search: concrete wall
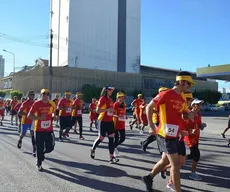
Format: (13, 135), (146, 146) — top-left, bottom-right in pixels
(1, 66), (217, 97)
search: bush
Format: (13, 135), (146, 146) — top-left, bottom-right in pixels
(10, 90), (24, 100)
(81, 84), (101, 103)
(0, 90), (6, 98)
(192, 90), (222, 104)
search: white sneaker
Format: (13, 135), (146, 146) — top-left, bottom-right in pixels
(140, 130), (144, 134)
(189, 172), (202, 181)
(166, 182), (175, 191)
(114, 148), (119, 157)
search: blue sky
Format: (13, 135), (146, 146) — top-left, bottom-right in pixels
(0, 0), (229, 89)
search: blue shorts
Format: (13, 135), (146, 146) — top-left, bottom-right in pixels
(21, 124), (33, 134)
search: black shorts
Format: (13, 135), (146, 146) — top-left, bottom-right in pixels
(156, 135), (180, 155)
(98, 121), (115, 137)
(178, 141), (186, 156)
(11, 110), (17, 116)
(55, 110), (59, 116)
(133, 115), (136, 119)
(228, 119), (230, 127)
(59, 116), (72, 129)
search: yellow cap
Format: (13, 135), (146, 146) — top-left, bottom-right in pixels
(176, 75), (196, 85)
(41, 89), (50, 94)
(76, 92), (83, 96)
(65, 91), (72, 95)
(137, 94), (143, 97)
(158, 87), (168, 93)
(116, 92), (125, 98)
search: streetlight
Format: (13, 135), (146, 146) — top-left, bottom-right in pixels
(3, 49), (15, 73)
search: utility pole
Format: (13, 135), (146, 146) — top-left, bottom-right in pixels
(49, 29), (53, 100)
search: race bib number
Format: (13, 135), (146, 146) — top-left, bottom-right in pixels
(66, 108), (72, 113)
(164, 124), (179, 137)
(107, 111), (113, 116)
(41, 120), (51, 129)
(118, 115), (126, 121)
(77, 110), (82, 115)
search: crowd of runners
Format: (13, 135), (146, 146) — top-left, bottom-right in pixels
(1, 70), (229, 192)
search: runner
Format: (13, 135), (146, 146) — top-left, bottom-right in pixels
(52, 94), (60, 127)
(221, 115), (230, 138)
(142, 71), (195, 192)
(113, 92), (126, 157)
(184, 98), (206, 181)
(166, 91), (193, 191)
(10, 96), (19, 126)
(129, 94), (143, 130)
(90, 86), (119, 164)
(14, 97), (26, 133)
(140, 87), (169, 152)
(139, 99), (148, 134)
(69, 92), (84, 140)
(57, 91), (73, 141)
(28, 89), (56, 171)
(0, 97), (5, 126)
(17, 91), (36, 156)
(89, 98), (98, 131)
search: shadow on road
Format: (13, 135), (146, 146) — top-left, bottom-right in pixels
(44, 158), (147, 192)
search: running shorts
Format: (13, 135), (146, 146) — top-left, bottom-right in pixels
(156, 135), (180, 155)
(98, 121), (115, 137)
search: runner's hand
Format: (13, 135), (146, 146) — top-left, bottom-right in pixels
(180, 130), (189, 136)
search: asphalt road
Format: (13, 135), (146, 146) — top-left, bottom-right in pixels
(0, 114), (230, 192)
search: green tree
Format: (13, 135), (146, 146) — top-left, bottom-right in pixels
(0, 90), (6, 98)
(81, 84), (101, 103)
(10, 90), (24, 100)
(192, 90), (221, 104)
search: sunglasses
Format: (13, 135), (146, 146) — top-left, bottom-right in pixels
(42, 92), (50, 96)
(29, 93), (35, 96)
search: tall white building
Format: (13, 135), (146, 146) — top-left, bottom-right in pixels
(0, 55), (5, 78)
(51, 0), (140, 73)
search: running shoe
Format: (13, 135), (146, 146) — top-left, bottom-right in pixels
(109, 157), (119, 164)
(17, 140), (22, 149)
(140, 130), (144, 134)
(66, 133), (69, 137)
(160, 170), (166, 179)
(129, 123), (133, 130)
(37, 164), (43, 172)
(32, 146), (36, 157)
(166, 182), (175, 191)
(189, 172), (202, 181)
(141, 175), (153, 192)
(11, 122), (13, 126)
(90, 149), (95, 159)
(140, 141), (147, 152)
(221, 133), (226, 138)
(79, 136), (85, 140)
(0, 122), (3, 126)
(114, 148), (119, 157)
(16, 123), (18, 126)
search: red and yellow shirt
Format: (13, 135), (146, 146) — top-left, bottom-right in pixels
(153, 89), (186, 139)
(89, 102), (97, 117)
(72, 99), (83, 117)
(28, 100), (56, 132)
(131, 98), (143, 115)
(20, 99), (35, 125)
(97, 96), (114, 122)
(10, 100), (18, 110)
(113, 102), (126, 130)
(53, 98), (59, 106)
(184, 113), (201, 147)
(0, 101), (5, 111)
(58, 98), (72, 116)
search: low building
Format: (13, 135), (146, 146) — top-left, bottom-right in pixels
(0, 62), (218, 98)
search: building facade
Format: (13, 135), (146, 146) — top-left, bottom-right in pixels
(0, 65), (218, 99)
(0, 55), (5, 78)
(51, 0), (140, 73)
